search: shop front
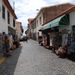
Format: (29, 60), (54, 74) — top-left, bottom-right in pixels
(41, 29), (50, 48)
(40, 14), (70, 49)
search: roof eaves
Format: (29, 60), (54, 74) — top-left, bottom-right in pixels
(43, 6), (75, 25)
(3, 0), (17, 19)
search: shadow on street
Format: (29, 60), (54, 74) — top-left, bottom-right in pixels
(0, 46), (22, 75)
(66, 55), (75, 62)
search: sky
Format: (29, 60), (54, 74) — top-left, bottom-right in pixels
(9, 0), (75, 30)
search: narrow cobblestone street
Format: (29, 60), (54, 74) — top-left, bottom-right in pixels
(0, 40), (75, 75)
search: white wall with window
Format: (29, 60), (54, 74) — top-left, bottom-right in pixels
(9, 13), (16, 29)
(70, 11), (75, 25)
(35, 12), (43, 40)
(70, 11), (75, 42)
(0, 0), (16, 34)
(0, 1), (8, 34)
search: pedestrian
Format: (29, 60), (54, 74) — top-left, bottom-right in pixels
(2, 32), (6, 55)
(3, 35), (11, 57)
(9, 34), (13, 50)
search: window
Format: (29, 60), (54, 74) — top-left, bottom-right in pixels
(13, 19), (15, 27)
(7, 11), (10, 24)
(2, 5), (5, 19)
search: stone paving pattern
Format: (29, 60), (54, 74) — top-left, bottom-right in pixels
(0, 40), (75, 75)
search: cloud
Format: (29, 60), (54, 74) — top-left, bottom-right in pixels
(15, 0), (48, 18)
(45, 0), (74, 4)
(13, 0), (49, 30)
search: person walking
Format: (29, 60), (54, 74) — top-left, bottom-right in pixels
(2, 33), (11, 57)
(2, 32), (6, 55)
(4, 35), (11, 56)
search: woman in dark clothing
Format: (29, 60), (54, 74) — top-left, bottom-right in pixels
(4, 35), (11, 56)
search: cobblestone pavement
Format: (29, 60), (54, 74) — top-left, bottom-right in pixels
(0, 40), (75, 75)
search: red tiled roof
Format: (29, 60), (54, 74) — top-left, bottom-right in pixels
(58, 6), (75, 16)
(41, 3), (75, 25)
(3, 0), (17, 19)
(28, 18), (34, 25)
(45, 6), (75, 24)
(36, 3), (74, 17)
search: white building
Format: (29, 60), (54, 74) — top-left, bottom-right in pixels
(0, 0), (17, 34)
(35, 10), (43, 40)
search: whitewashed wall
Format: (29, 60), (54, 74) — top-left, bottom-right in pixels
(70, 11), (75, 32)
(0, 0), (16, 34)
(9, 13), (15, 30)
(70, 11), (75, 26)
(35, 12), (43, 40)
(0, 0), (8, 34)
(36, 13), (43, 32)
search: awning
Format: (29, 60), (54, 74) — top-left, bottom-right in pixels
(40, 14), (69, 31)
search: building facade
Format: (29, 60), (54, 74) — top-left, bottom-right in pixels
(31, 18), (36, 40)
(0, 0), (17, 34)
(16, 21), (23, 39)
(39, 4), (75, 52)
(32, 3), (74, 41)
(27, 18), (34, 38)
